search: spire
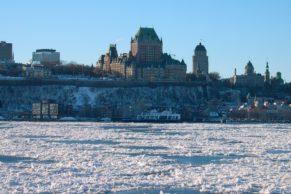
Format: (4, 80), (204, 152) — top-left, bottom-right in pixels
(265, 61), (270, 72)
(234, 68), (237, 76)
(265, 61), (270, 84)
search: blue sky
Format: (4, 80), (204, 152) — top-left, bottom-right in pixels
(1, 0), (291, 81)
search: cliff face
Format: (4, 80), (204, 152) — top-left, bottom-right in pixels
(0, 85), (207, 113)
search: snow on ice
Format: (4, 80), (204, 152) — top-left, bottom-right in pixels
(0, 122), (290, 193)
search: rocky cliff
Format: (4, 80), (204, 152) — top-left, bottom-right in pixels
(0, 85), (209, 114)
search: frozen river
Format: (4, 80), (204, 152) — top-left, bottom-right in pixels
(0, 122), (290, 193)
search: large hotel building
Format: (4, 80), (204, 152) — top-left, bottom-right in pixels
(97, 27), (187, 81)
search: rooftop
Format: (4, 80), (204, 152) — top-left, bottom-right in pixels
(36, 49), (57, 53)
(0, 41), (12, 45)
(195, 43), (206, 52)
(134, 27), (160, 41)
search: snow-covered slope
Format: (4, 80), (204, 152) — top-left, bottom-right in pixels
(0, 85), (205, 112)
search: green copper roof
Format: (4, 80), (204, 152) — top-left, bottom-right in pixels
(135, 27), (160, 41)
(195, 43), (206, 52)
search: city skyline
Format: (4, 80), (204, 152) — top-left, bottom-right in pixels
(1, 0), (291, 81)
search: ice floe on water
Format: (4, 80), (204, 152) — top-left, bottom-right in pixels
(0, 122), (290, 193)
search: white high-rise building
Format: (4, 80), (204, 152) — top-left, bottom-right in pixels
(32, 49), (60, 66)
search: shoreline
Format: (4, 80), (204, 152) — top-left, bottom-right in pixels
(0, 119), (290, 124)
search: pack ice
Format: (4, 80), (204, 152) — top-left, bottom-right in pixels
(0, 122), (290, 193)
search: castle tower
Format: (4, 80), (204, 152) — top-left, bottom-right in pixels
(108, 44), (118, 61)
(264, 62), (270, 84)
(130, 27), (162, 64)
(193, 43), (209, 75)
(104, 44), (118, 72)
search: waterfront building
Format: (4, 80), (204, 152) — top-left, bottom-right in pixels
(32, 49), (60, 67)
(0, 41), (14, 63)
(193, 43), (209, 75)
(97, 27), (186, 81)
(32, 100), (58, 119)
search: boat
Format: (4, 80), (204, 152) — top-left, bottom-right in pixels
(99, 117), (112, 122)
(59, 117), (78, 121)
(136, 109), (181, 123)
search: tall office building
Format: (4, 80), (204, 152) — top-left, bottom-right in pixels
(0, 41), (14, 62)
